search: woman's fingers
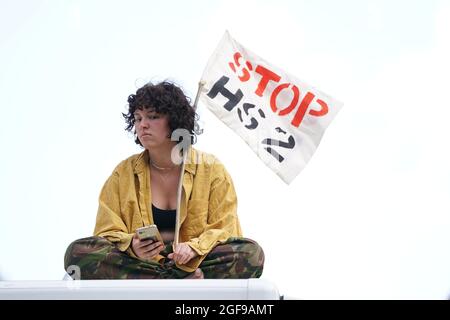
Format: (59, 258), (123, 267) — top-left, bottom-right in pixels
(133, 241), (163, 260)
(168, 252), (182, 264)
(176, 244), (197, 264)
(180, 247), (191, 264)
(174, 248), (190, 264)
(176, 255), (186, 264)
(136, 239), (155, 249)
(167, 243), (196, 265)
(172, 246), (184, 263)
(179, 255), (189, 265)
(142, 241), (163, 254)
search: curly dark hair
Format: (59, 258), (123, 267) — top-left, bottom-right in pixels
(123, 81), (201, 146)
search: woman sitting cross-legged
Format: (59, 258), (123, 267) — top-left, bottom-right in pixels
(64, 81), (264, 279)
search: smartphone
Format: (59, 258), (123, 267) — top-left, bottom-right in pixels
(136, 224), (163, 242)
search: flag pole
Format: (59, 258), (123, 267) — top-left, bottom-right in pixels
(173, 150), (187, 248)
(173, 80), (205, 250)
(193, 80), (206, 111)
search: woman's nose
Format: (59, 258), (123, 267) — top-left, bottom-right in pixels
(138, 118), (150, 129)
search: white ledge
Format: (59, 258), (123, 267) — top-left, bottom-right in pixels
(0, 279), (281, 300)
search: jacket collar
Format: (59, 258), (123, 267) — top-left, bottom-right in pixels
(184, 146), (197, 175)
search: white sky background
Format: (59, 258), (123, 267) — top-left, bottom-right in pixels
(0, 0), (449, 299)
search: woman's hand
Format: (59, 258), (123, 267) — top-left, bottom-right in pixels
(168, 242), (198, 265)
(131, 233), (164, 261)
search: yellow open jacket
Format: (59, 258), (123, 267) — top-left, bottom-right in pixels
(93, 147), (242, 272)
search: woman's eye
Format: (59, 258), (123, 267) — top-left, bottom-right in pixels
(134, 114), (159, 121)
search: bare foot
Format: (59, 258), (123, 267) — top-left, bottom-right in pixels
(185, 268), (204, 279)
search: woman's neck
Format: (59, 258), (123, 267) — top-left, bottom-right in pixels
(147, 143), (180, 169)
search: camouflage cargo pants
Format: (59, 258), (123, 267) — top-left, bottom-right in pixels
(64, 236), (264, 279)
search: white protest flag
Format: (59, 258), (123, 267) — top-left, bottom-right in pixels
(199, 31), (343, 184)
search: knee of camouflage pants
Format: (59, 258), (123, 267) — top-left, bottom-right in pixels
(238, 238), (265, 278)
(64, 236), (114, 279)
(202, 237), (265, 279)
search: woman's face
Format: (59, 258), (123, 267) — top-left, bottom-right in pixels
(134, 108), (171, 149)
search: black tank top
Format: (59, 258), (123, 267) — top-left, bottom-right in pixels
(152, 204), (176, 232)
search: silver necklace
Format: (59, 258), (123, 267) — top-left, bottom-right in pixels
(149, 159), (177, 171)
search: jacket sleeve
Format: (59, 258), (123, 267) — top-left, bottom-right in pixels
(186, 160), (242, 259)
(93, 169), (134, 252)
